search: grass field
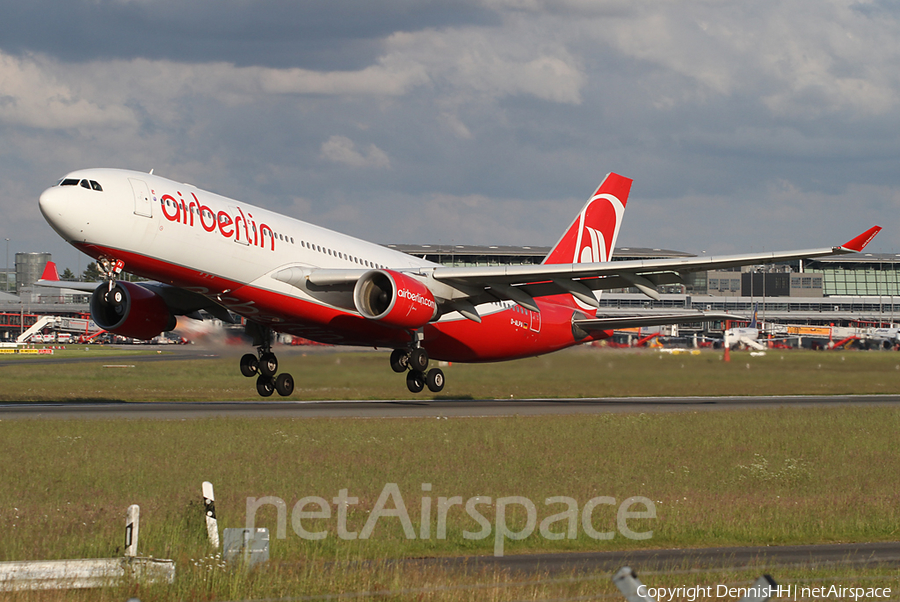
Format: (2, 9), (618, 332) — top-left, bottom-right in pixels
(2, 345), (900, 401)
(1, 406), (899, 599)
(1, 347), (899, 600)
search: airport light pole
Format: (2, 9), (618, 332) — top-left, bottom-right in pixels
(4, 238), (8, 293)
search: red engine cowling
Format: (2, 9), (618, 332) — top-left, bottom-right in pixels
(353, 270), (439, 329)
(90, 281), (177, 340)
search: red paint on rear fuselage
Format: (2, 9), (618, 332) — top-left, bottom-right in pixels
(76, 241), (606, 359)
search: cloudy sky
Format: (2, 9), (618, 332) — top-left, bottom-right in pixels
(2, 0), (899, 273)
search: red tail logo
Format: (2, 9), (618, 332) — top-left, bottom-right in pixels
(40, 260), (61, 281)
(544, 173), (632, 265)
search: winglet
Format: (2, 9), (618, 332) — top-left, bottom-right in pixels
(840, 226), (882, 252)
(40, 261), (61, 281)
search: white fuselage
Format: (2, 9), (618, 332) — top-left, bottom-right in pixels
(40, 168), (434, 291)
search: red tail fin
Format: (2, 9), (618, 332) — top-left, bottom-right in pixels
(40, 261), (60, 281)
(543, 173), (632, 265)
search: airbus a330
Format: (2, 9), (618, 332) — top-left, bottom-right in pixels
(38, 169), (880, 396)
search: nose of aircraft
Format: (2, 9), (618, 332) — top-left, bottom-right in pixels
(39, 185), (77, 240)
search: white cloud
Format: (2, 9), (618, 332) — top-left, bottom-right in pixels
(594, 1), (900, 117)
(320, 135), (391, 169)
(386, 26), (585, 105)
(0, 52), (135, 129)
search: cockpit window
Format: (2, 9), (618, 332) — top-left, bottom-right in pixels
(57, 178), (102, 190)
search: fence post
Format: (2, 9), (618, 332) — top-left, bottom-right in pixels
(202, 481), (220, 548)
(124, 505), (139, 557)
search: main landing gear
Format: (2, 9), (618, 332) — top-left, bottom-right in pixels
(240, 324), (294, 397)
(390, 347), (444, 393)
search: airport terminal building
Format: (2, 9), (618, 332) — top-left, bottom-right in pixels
(3, 245), (900, 341)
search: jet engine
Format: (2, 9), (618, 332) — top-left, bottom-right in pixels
(90, 281), (177, 340)
(353, 270), (439, 329)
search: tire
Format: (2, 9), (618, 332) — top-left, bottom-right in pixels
(259, 352), (278, 377)
(256, 375), (275, 397)
(275, 373), (294, 397)
(425, 368), (444, 393)
(240, 353), (259, 377)
(406, 370), (425, 393)
(390, 349), (409, 373)
(409, 348), (429, 372)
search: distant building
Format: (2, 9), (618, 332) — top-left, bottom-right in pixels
(15, 252), (51, 295)
(708, 265), (824, 297)
(0, 268), (14, 294)
(807, 254), (900, 297)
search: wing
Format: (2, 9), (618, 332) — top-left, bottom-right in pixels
(428, 226), (882, 308)
(33, 278), (98, 292)
(271, 226), (881, 324)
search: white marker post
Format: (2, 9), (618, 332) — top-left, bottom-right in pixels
(202, 481), (219, 548)
(612, 567), (655, 602)
(124, 505), (139, 557)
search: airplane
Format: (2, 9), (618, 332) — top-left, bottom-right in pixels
(723, 305), (765, 350)
(868, 327), (900, 350)
(38, 169), (881, 396)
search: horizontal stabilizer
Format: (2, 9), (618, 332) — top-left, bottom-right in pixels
(575, 311), (738, 331)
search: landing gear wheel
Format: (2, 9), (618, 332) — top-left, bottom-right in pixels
(390, 349), (410, 373)
(275, 373), (294, 397)
(259, 352), (278, 377)
(409, 348), (429, 372)
(425, 368), (444, 393)
(406, 370), (425, 393)
(256, 374), (275, 397)
(240, 353), (259, 377)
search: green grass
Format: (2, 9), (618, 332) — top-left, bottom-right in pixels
(2, 346), (900, 401)
(2, 348), (899, 600)
(1, 408), (899, 597)
(6, 564), (899, 602)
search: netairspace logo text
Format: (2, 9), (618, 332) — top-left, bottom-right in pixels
(246, 483), (656, 556)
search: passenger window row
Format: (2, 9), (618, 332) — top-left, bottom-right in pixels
(297, 239), (384, 269)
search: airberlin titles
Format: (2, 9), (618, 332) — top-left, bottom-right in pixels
(157, 189), (277, 251)
(396, 287), (438, 313)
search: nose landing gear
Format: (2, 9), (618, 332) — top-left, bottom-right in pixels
(391, 346), (444, 394)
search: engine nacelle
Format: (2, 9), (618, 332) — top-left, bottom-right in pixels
(90, 281), (176, 340)
(353, 269), (438, 329)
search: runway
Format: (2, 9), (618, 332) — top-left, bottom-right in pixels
(415, 540), (900, 574)
(1, 394), (898, 419)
